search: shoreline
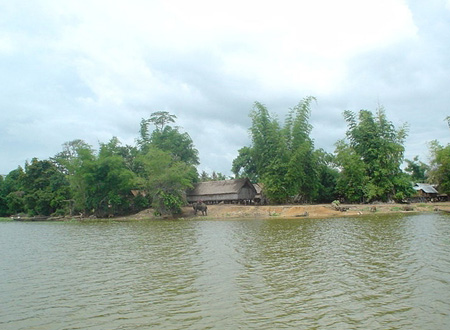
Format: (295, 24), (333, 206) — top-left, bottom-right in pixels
(116, 201), (450, 221)
(6, 202), (450, 222)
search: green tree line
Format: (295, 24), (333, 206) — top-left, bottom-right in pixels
(0, 112), (199, 217)
(1, 102), (449, 217)
(232, 98), (450, 204)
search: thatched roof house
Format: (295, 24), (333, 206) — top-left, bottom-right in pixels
(186, 178), (257, 204)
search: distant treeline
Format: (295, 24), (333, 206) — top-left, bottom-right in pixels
(1, 101), (449, 217)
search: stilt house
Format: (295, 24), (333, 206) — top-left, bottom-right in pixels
(186, 178), (257, 204)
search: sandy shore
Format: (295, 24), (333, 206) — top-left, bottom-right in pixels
(117, 201), (450, 220)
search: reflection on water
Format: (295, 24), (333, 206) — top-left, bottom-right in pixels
(1, 214), (450, 329)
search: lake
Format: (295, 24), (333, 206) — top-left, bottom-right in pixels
(1, 213), (450, 329)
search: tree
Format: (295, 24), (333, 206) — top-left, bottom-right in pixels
(53, 140), (96, 213)
(249, 102), (289, 203)
(232, 98), (324, 204)
(150, 126), (199, 165)
(137, 111), (199, 166)
(135, 147), (196, 215)
(284, 97), (318, 202)
(428, 140), (450, 195)
(231, 146), (258, 182)
(334, 140), (368, 203)
(21, 158), (71, 216)
(1, 167), (26, 215)
(315, 149), (339, 203)
(99, 137), (139, 172)
(81, 151), (138, 217)
(335, 107), (413, 202)
(199, 171), (228, 181)
(149, 111), (177, 131)
(0, 176), (6, 216)
(404, 156), (429, 183)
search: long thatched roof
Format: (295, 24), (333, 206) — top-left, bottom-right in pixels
(188, 178), (255, 196)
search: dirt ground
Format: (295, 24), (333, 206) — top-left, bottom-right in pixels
(117, 201), (450, 220)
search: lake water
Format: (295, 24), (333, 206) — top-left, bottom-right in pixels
(1, 213), (450, 329)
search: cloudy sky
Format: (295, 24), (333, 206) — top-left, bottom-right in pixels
(1, 0), (449, 176)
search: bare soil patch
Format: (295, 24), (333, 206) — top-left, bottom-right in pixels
(117, 201), (450, 220)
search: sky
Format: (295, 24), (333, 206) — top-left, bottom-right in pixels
(1, 0), (449, 176)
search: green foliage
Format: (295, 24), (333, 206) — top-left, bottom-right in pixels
(137, 112), (199, 166)
(428, 140), (450, 195)
(0, 168), (25, 215)
(1, 159), (72, 216)
(335, 107), (413, 202)
(232, 97), (335, 204)
(1, 110), (202, 218)
(404, 156), (429, 183)
(150, 126), (199, 165)
(199, 171), (228, 181)
(231, 146), (258, 182)
(82, 153), (138, 217)
(136, 147), (196, 216)
(249, 101), (290, 203)
(334, 139), (367, 202)
(149, 111), (177, 131)
(315, 149), (339, 203)
(53, 140), (96, 213)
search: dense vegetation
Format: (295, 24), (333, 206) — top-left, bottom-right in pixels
(232, 99), (449, 204)
(232, 97), (338, 203)
(0, 112), (199, 217)
(1, 101), (449, 218)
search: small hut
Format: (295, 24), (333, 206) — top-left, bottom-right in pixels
(413, 183), (438, 198)
(411, 183), (442, 202)
(186, 178), (257, 204)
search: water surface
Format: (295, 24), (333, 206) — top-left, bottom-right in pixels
(1, 213), (450, 329)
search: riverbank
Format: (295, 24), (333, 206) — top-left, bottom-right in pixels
(118, 201), (450, 220)
(6, 202), (449, 222)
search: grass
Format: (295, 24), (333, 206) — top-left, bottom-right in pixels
(0, 217), (12, 222)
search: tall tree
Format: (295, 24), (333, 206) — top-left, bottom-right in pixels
(335, 107), (413, 202)
(53, 140), (95, 213)
(137, 111), (199, 166)
(232, 98), (325, 204)
(284, 97), (318, 202)
(249, 102), (289, 203)
(428, 140), (450, 195)
(149, 111), (177, 131)
(150, 126), (199, 165)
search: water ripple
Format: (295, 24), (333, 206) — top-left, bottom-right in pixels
(1, 214), (450, 329)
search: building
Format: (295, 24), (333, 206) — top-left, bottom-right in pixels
(413, 183), (439, 198)
(186, 178), (257, 204)
(411, 183), (447, 202)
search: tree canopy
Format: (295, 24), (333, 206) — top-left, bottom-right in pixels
(428, 140), (450, 195)
(335, 107), (413, 202)
(1, 111), (199, 217)
(232, 97), (335, 203)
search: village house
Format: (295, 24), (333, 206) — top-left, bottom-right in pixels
(412, 183), (447, 202)
(186, 178), (257, 204)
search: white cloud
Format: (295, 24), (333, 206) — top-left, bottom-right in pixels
(0, 0), (449, 176)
